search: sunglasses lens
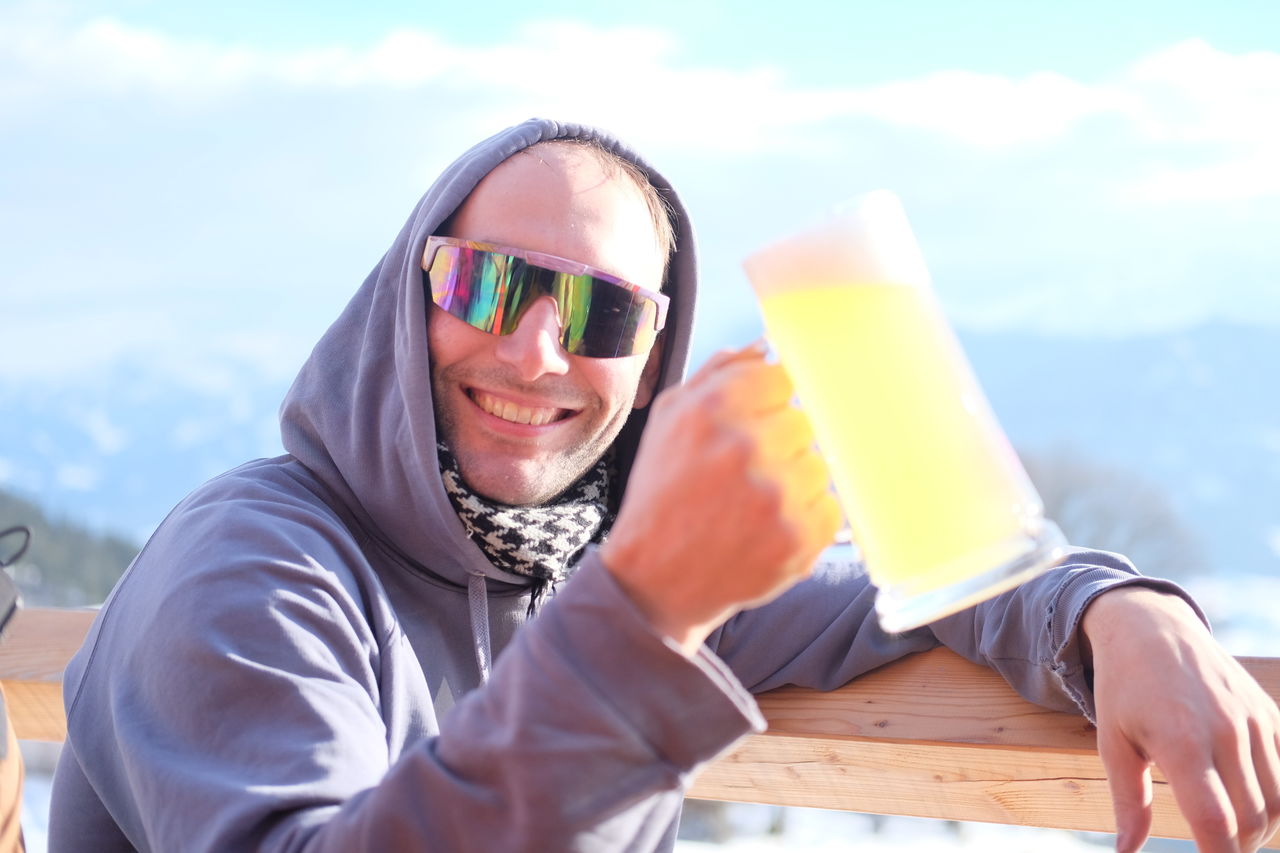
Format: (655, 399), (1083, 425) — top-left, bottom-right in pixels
(555, 275), (659, 358)
(426, 241), (663, 358)
(429, 245), (507, 334)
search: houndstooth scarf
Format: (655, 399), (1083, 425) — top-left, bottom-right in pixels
(437, 442), (613, 590)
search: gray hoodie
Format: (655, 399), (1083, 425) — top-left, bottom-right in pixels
(50, 118), (1189, 852)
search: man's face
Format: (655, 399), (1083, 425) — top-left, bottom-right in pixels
(428, 144), (665, 505)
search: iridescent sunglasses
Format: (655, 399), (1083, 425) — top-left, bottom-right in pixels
(421, 236), (669, 358)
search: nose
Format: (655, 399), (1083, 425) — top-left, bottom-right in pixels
(493, 296), (572, 382)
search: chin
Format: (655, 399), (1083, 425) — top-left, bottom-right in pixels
(460, 454), (591, 507)
(470, 480), (543, 507)
(451, 455), (544, 505)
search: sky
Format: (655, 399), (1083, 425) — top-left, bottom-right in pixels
(3, 0), (1280, 392)
(2, 0), (1280, 548)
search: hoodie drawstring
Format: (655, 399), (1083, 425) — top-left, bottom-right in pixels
(466, 572), (492, 684)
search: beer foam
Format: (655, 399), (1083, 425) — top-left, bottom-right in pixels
(743, 190), (933, 296)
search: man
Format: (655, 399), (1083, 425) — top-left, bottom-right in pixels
(51, 119), (1278, 852)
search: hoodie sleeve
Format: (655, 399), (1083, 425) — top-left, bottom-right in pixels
(53, 524), (760, 853)
(709, 546), (1205, 722)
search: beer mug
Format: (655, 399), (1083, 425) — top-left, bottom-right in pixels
(743, 190), (1066, 632)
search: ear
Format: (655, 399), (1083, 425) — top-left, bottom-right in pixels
(632, 341), (663, 409)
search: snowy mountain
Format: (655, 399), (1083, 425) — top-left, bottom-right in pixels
(1, 323), (1276, 583)
(963, 322), (1279, 582)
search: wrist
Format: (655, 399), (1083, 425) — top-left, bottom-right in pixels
(597, 542), (715, 657)
(1080, 585), (1205, 670)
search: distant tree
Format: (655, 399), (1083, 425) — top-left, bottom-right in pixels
(0, 487), (139, 607)
(1020, 445), (1209, 583)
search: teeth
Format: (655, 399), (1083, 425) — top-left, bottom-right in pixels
(474, 391), (561, 426)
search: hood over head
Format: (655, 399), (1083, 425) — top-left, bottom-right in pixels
(280, 118), (699, 592)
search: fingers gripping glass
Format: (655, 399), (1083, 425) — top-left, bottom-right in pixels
(422, 236), (669, 358)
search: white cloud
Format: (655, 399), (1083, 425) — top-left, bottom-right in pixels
(56, 462), (100, 491)
(0, 14), (771, 150)
(3, 12), (1280, 363)
(0, 308), (179, 382)
(0, 14), (670, 100)
(830, 70), (1134, 147)
(1127, 39), (1280, 145)
(1, 16), (427, 97)
(78, 408), (128, 455)
(171, 417), (216, 450)
(1126, 155), (1280, 203)
(1128, 154), (1280, 203)
(1117, 39), (1280, 203)
(4, 14), (1279, 176)
(209, 332), (319, 386)
(0, 12), (1152, 152)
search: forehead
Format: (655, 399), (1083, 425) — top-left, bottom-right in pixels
(445, 144), (664, 289)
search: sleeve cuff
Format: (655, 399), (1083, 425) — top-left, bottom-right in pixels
(1047, 559), (1208, 722)
(534, 549), (765, 772)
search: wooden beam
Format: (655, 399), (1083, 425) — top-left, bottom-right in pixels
(0, 608), (96, 742)
(690, 648), (1280, 848)
(2, 604), (1278, 848)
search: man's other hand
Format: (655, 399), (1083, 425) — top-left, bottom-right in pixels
(1083, 586), (1280, 853)
(600, 341), (842, 656)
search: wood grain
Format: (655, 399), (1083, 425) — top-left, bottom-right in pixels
(692, 648), (1280, 847)
(2, 605), (1278, 847)
(0, 608), (96, 741)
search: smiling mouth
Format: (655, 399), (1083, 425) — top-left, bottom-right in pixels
(470, 389), (569, 426)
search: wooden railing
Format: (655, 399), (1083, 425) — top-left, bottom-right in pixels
(4, 607), (1279, 848)
(1, 608), (94, 742)
(691, 647), (1280, 848)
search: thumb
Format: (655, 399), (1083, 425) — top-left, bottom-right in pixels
(1099, 727), (1155, 853)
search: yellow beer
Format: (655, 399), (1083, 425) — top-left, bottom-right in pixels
(746, 191), (1064, 630)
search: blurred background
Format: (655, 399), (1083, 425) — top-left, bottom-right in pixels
(3, 0), (1277, 850)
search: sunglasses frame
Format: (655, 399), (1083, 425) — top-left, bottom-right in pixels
(421, 235), (669, 358)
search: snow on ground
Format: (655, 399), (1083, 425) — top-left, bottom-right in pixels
(675, 802), (1202, 851)
(677, 803), (1107, 851)
(20, 771), (50, 853)
(1183, 572), (1280, 657)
